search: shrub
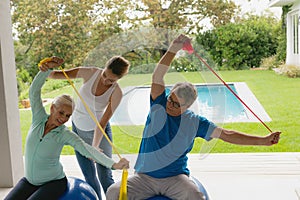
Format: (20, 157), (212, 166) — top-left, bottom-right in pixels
(196, 15), (280, 70)
(129, 63), (157, 74)
(17, 67), (32, 100)
(275, 64), (300, 78)
(172, 57), (198, 72)
(260, 55), (283, 70)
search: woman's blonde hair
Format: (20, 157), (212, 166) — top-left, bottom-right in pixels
(52, 94), (75, 110)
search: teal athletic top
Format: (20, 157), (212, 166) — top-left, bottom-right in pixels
(25, 70), (115, 186)
(134, 89), (217, 178)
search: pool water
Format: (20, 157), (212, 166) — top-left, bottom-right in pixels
(193, 84), (247, 123)
(110, 83), (270, 125)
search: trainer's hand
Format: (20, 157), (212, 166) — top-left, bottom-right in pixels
(112, 158), (130, 170)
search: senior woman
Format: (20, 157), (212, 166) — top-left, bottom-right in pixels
(4, 57), (129, 200)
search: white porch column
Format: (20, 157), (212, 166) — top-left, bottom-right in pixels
(0, 0), (24, 187)
(286, 12), (292, 65)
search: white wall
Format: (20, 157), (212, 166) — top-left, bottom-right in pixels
(0, 0), (24, 187)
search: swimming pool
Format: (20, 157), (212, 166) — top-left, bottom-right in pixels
(110, 82), (271, 125)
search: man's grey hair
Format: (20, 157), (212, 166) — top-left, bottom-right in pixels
(171, 82), (197, 107)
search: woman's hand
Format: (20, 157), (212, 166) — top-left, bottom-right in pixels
(39, 56), (64, 71)
(112, 158), (130, 170)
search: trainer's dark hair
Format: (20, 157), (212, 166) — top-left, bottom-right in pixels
(105, 56), (130, 77)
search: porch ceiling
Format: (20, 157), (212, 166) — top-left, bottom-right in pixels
(269, 0), (295, 7)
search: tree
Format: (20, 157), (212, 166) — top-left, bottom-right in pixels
(10, 0), (129, 73)
(11, 0), (240, 95)
(119, 0), (238, 59)
(126, 0), (237, 33)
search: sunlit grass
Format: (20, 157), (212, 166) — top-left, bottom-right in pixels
(19, 70), (300, 154)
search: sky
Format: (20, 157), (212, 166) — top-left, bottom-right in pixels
(196, 0), (282, 31)
(235, 0), (282, 18)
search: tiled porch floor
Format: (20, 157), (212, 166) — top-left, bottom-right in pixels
(1, 153), (300, 200)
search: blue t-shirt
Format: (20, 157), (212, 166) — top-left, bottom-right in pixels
(134, 89), (217, 178)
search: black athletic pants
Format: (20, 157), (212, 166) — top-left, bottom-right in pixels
(4, 176), (67, 200)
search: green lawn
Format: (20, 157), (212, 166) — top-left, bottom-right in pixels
(19, 70), (300, 154)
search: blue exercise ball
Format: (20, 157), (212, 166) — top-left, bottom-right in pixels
(146, 176), (209, 200)
(59, 177), (99, 200)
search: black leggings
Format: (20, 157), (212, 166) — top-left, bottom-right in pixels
(4, 176), (67, 200)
